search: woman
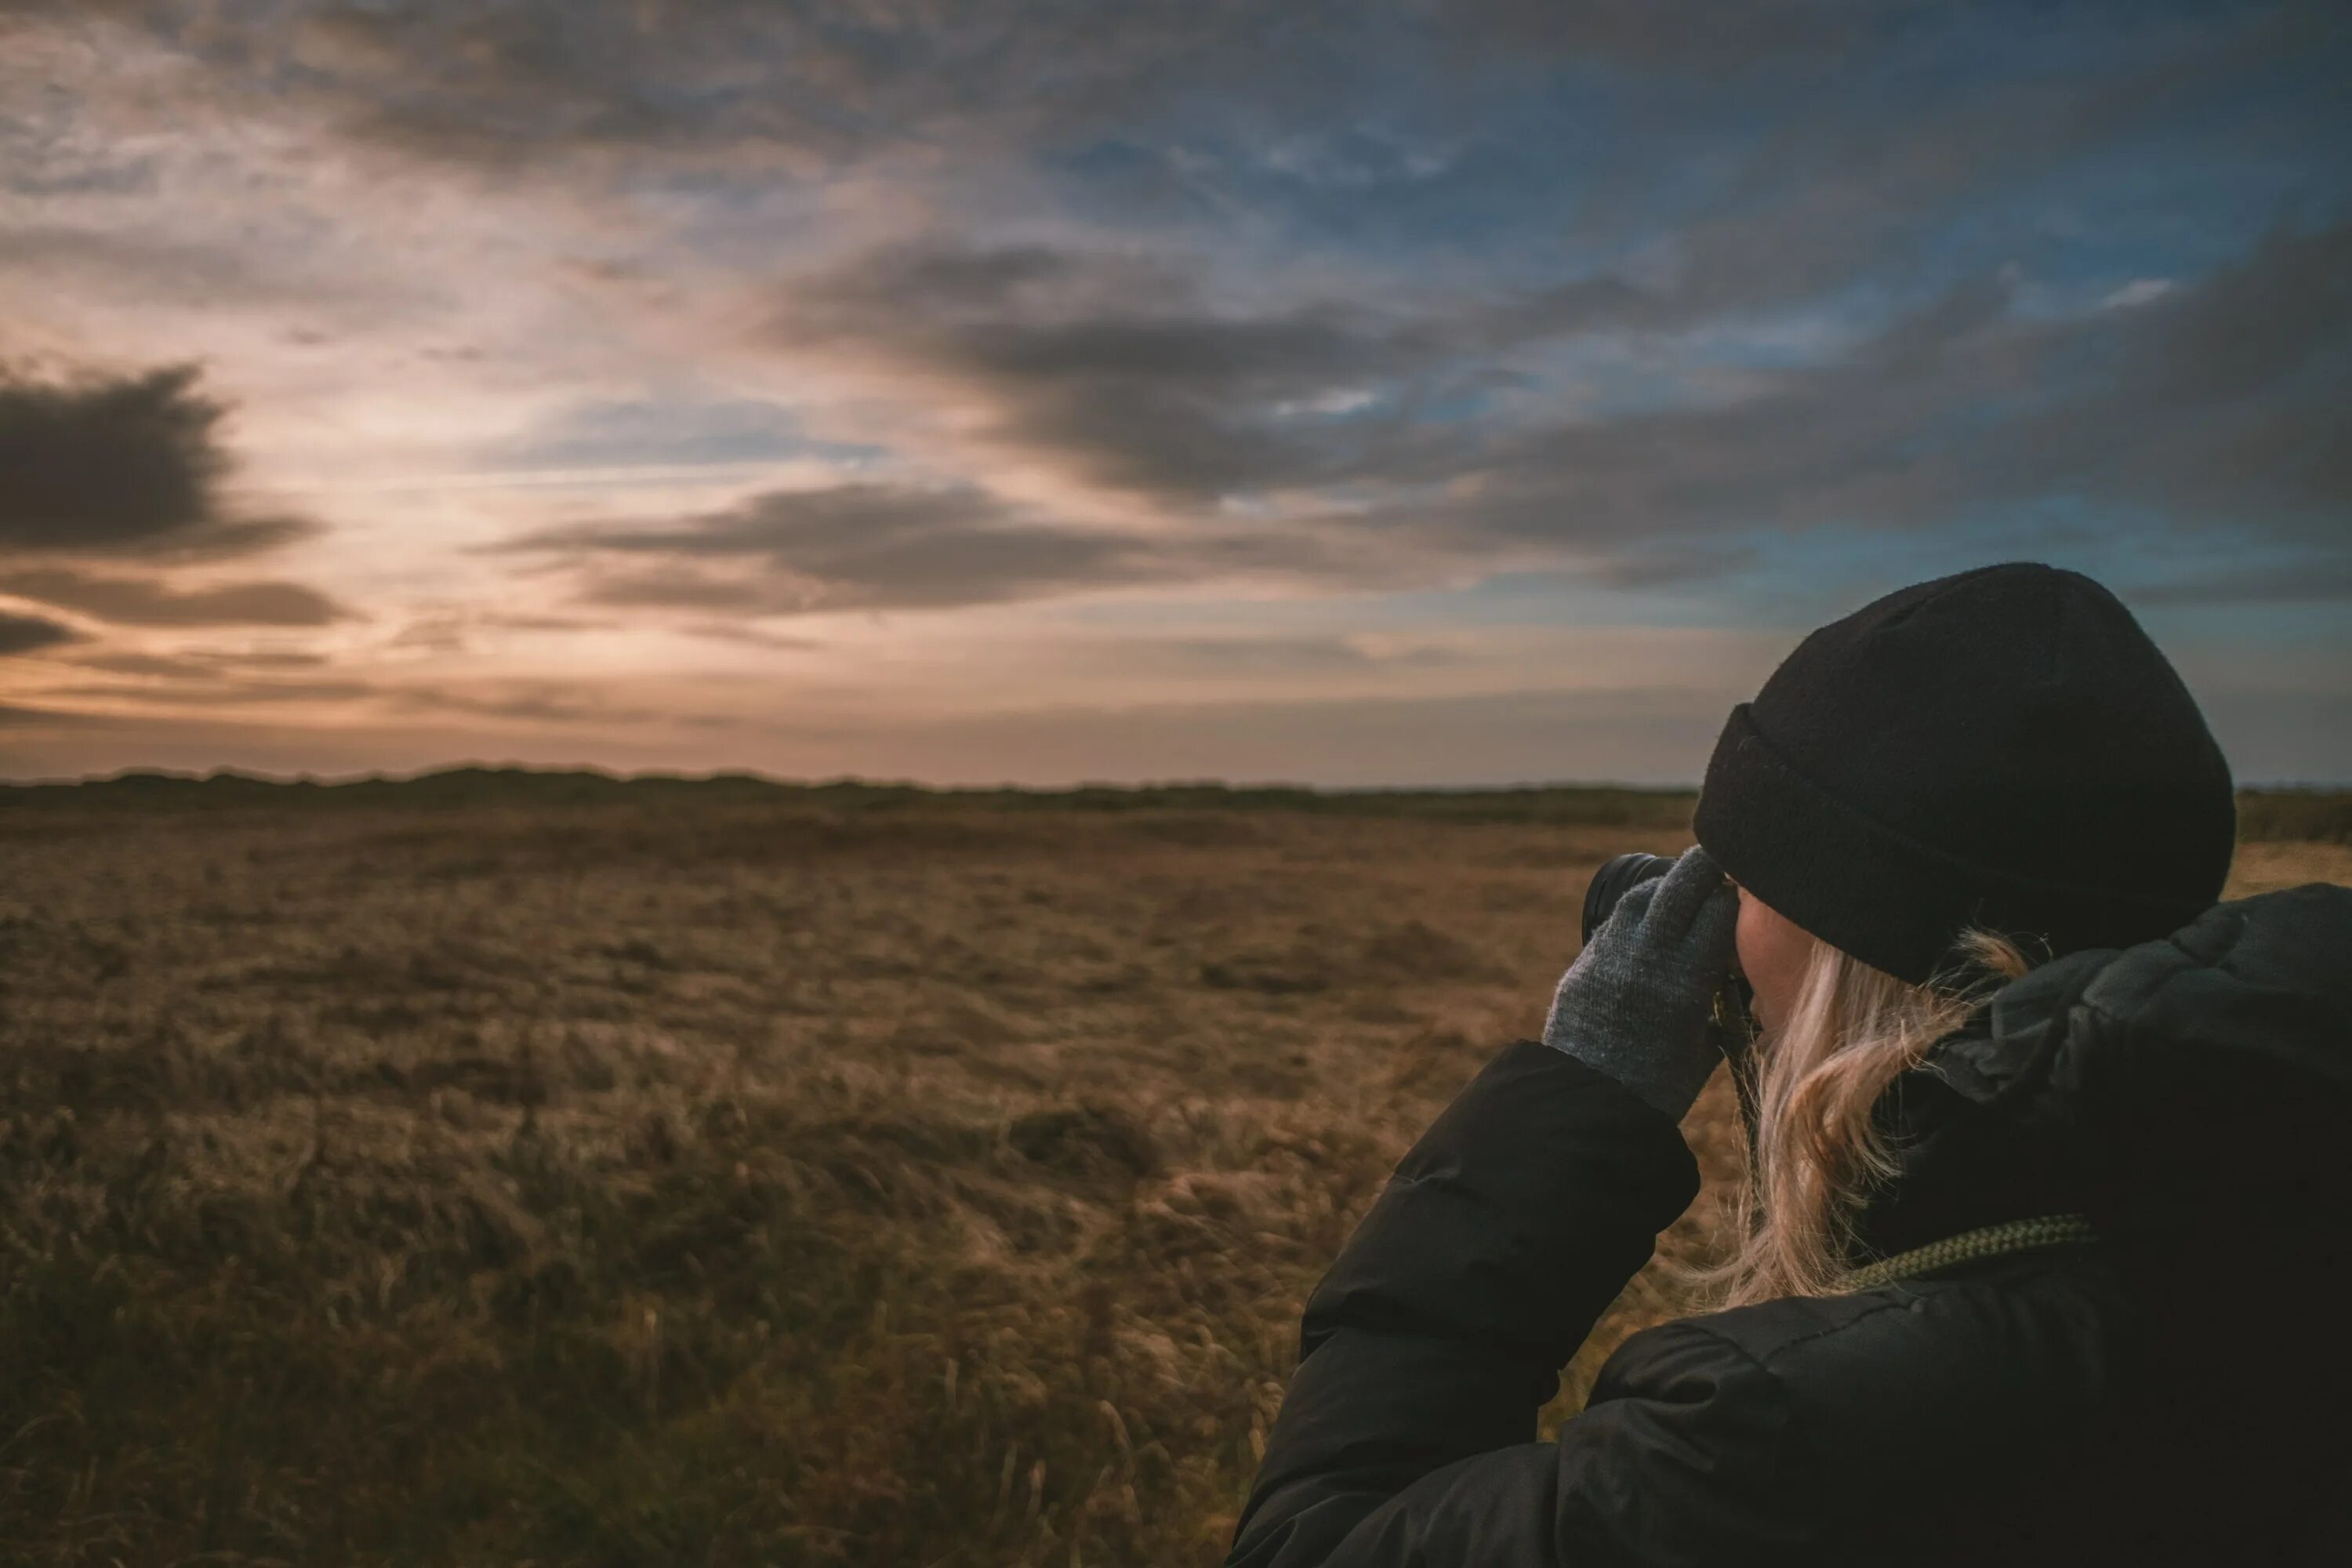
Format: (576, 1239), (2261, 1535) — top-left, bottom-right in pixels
(1227, 562), (2352, 1566)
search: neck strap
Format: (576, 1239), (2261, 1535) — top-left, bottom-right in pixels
(1835, 1213), (2098, 1293)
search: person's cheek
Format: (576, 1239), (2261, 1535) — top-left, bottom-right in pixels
(1733, 890), (1779, 1038)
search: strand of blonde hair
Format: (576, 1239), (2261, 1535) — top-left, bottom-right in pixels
(1674, 927), (2039, 1307)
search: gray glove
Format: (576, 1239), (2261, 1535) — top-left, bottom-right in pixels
(1541, 843), (1741, 1121)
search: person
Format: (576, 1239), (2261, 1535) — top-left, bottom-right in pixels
(1225, 562), (2352, 1566)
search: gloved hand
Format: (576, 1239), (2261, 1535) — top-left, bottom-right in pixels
(1541, 843), (1741, 1122)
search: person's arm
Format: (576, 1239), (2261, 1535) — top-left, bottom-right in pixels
(1232, 1315), (1816, 1567)
(1228, 847), (1741, 1568)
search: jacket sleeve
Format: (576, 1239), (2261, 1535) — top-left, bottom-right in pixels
(1226, 1040), (1708, 1567)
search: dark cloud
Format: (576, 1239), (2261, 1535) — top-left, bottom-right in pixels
(535, 217), (2352, 623)
(777, 218), (2352, 590)
(0, 567), (350, 626)
(32, 1), (2285, 180)
(2092, 223), (2352, 529)
(0, 609), (79, 655)
(510, 473), (1398, 615)
(782, 241), (1481, 502)
(157, 0), (2305, 383)
(5, 0), (1363, 173)
(1437, 223), (2352, 567)
(1517, 7), (2331, 333)
(518, 481), (1163, 613)
(582, 569), (779, 613)
(0, 364), (314, 559)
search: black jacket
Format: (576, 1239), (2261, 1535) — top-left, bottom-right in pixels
(1229, 883), (2352, 1566)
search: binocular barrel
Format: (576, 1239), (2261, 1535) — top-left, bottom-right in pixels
(1580, 851), (1677, 944)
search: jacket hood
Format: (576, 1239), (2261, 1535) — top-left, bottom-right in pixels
(1854, 880), (2352, 1325)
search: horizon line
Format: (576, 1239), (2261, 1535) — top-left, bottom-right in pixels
(3, 763), (2347, 795)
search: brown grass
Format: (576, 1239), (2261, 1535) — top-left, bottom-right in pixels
(2, 791), (2343, 1566)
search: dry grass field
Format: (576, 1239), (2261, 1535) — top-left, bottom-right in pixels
(2, 777), (2346, 1566)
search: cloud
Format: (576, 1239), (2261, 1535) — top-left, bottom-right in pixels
(39, 676), (380, 708)
(0, 223), (370, 316)
(2129, 556), (2352, 606)
(0, 365), (315, 559)
(27, 652), (681, 728)
(1974, 223), (2352, 532)
(0, 702), (112, 731)
(0, 567), (350, 626)
(382, 684), (731, 728)
(1138, 634), (1466, 675)
(68, 648), (329, 677)
(1446, 0), (1929, 73)
(677, 622), (825, 652)
(35, 667), (710, 735)
(1392, 223), (2352, 568)
(516, 481), (1165, 613)
(779, 240), (1488, 503)
(2100, 279), (2174, 310)
(521, 217), (2352, 626)
(1490, 5), (2334, 339)
(48, 672), (689, 730)
(0, 609), (79, 655)
(495, 394), (862, 470)
(579, 569), (779, 613)
(775, 219), (2352, 587)
(4, 0), (1367, 176)
(514, 471), (1416, 615)
(381, 608), (609, 656)
(25, 1), (2238, 189)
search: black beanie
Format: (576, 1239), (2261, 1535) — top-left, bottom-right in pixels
(1692, 561), (2236, 985)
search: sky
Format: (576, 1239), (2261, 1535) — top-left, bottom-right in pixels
(2, 0), (2347, 787)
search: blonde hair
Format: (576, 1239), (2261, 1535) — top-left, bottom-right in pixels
(1681, 927), (2042, 1308)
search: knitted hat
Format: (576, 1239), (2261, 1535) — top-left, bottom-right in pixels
(1693, 562), (2236, 985)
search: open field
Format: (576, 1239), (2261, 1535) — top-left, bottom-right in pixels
(3, 779), (2347, 1566)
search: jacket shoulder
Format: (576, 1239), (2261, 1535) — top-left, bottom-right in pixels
(1592, 1250), (2131, 1544)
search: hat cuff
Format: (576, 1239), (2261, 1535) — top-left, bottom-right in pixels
(1693, 704), (2212, 985)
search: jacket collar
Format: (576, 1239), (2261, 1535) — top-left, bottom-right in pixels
(1845, 884), (2352, 1302)
(1846, 948), (2108, 1265)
